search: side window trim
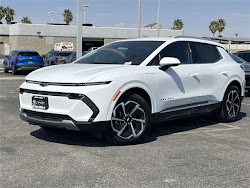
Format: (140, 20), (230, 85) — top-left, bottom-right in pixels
(147, 41), (193, 66)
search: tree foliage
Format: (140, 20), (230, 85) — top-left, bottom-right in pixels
(0, 6), (5, 22)
(209, 21), (218, 37)
(21, 16), (31, 24)
(208, 19), (226, 37)
(172, 19), (184, 30)
(217, 19), (226, 35)
(4, 6), (15, 24)
(63, 9), (73, 25)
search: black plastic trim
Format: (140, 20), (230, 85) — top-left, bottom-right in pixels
(152, 102), (222, 123)
(20, 109), (109, 133)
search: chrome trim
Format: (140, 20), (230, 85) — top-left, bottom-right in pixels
(160, 101), (219, 113)
(26, 80), (111, 86)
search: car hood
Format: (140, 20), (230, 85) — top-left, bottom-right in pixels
(26, 64), (133, 83)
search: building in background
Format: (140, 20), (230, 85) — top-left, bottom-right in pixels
(203, 37), (250, 53)
(0, 23), (182, 56)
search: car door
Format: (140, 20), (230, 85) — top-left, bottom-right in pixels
(190, 42), (228, 102)
(153, 41), (202, 112)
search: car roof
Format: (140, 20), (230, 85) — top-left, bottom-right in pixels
(118, 36), (226, 49)
(14, 50), (38, 52)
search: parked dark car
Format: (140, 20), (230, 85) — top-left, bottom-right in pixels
(234, 50), (250, 63)
(58, 52), (87, 64)
(3, 50), (43, 75)
(43, 50), (72, 66)
(229, 53), (250, 93)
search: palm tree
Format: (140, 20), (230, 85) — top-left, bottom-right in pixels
(209, 21), (218, 37)
(172, 19), (184, 30)
(4, 7), (15, 24)
(21, 16), (31, 24)
(217, 19), (226, 36)
(0, 6), (5, 23)
(62, 9), (73, 25)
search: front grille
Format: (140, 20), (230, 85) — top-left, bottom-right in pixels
(23, 109), (71, 122)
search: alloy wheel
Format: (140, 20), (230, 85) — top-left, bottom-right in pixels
(226, 90), (240, 118)
(111, 100), (146, 140)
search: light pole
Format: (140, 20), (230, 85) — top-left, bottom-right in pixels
(77, 0), (83, 59)
(82, 5), (89, 24)
(157, 0), (161, 37)
(138, 0), (141, 37)
(48, 11), (55, 23)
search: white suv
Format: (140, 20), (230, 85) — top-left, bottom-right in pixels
(19, 37), (245, 145)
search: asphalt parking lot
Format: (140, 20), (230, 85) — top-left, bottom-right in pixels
(0, 69), (250, 188)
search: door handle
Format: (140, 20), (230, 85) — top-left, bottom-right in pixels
(219, 71), (228, 75)
(190, 73), (200, 77)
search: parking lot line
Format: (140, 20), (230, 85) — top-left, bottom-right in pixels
(242, 102), (250, 106)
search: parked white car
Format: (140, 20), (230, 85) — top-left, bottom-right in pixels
(19, 37), (245, 145)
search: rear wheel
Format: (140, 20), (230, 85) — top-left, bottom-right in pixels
(218, 85), (241, 122)
(104, 93), (151, 145)
(12, 63), (17, 75)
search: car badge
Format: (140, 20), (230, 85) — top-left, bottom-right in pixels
(40, 83), (48, 87)
(30, 57), (32, 59)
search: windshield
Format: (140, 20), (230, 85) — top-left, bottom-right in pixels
(74, 41), (164, 65)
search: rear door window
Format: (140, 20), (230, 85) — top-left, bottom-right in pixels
(190, 42), (215, 64)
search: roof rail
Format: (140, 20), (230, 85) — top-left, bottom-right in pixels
(175, 36), (208, 40)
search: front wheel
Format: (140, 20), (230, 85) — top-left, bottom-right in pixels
(218, 85), (241, 122)
(104, 93), (151, 145)
(12, 63), (17, 75)
(3, 62), (8, 73)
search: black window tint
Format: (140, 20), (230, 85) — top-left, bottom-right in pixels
(190, 42), (214, 64)
(18, 52), (39, 56)
(241, 53), (250, 62)
(160, 42), (192, 64)
(148, 54), (160, 66)
(58, 52), (72, 56)
(210, 45), (221, 62)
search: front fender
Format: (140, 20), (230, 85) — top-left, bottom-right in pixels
(106, 81), (156, 121)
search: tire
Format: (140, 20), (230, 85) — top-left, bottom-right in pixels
(12, 63), (17, 75)
(218, 85), (241, 122)
(3, 62), (8, 73)
(104, 93), (151, 145)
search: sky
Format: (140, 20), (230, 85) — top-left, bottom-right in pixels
(0, 0), (250, 38)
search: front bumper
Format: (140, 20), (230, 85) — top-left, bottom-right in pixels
(16, 64), (43, 71)
(20, 109), (110, 133)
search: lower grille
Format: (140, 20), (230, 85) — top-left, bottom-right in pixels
(23, 109), (71, 122)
